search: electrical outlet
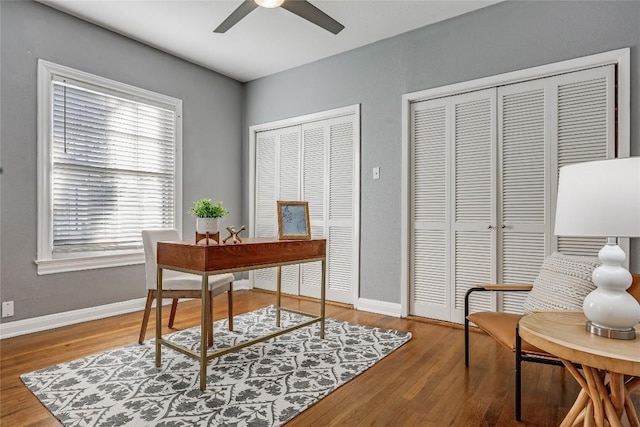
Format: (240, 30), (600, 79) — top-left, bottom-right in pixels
(372, 167), (380, 180)
(2, 301), (14, 318)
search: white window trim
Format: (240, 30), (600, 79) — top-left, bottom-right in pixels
(400, 48), (631, 317)
(36, 59), (183, 275)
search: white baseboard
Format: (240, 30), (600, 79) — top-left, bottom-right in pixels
(0, 279), (251, 340)
(355, 297), (402, 317)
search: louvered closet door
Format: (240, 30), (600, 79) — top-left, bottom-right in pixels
(497, 80), (548, 313)
(552, 65), (615, 257)
(410, 97), (450, 320)
(254, 128), (279, 290)
(278, 126), (303, 295)
(496, 65), (616, 313)
(253, 125), (301, 292)
(300, 121), (328, 299)
(325, 115), (357, 304)
(450, 89), (497, 323)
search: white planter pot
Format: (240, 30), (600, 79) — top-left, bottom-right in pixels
(196, 217), (219, 234)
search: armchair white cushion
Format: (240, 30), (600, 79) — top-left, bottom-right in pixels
(522, 252), (600, 314)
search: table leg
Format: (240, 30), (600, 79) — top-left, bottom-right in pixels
(625, 391), (640, 427)
(200, 274), (208, 391)
(628, 377), (640, 393)
(583, 366), (605, 427)
(155, 267), (163, 368)
(320, 259), (326, 339)
(585, 402), (594, 427)
(594, 374), (624, 427)
(276, 266), (282, 328)
(561, 388), (590, 427)
(609, 373), (625, 419)
(560, 358), (636, 427)
(572, 410), (587, 427)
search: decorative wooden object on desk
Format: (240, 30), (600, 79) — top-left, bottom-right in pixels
(156, 237), (327, 391)
(223, 225), (245, 244)
(519, 311), (640, 427)
(195, 231), (219, 245)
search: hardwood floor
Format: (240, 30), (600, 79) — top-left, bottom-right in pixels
(1, 290), (638, 426)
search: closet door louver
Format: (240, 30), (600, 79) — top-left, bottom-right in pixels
(553, 66), (615, 257)
(253, 125), (301, 292)
(254, 129), (278, 290)
(497, 82), (547, 314)
(278, 126), (302, 295)
(451, 89), (497, 323)
(495, 66), (615, 314)
(300, 122), (327, 299)
(326, 115), (357, 303)
(410, 98), (450, 320)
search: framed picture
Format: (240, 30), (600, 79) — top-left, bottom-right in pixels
(277, 201), (311, 240)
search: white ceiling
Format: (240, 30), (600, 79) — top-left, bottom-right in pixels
(38, 0), (499, 82)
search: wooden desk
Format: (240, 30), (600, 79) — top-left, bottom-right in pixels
(155, 237), (327, 391)
(519, 312), (640, 427)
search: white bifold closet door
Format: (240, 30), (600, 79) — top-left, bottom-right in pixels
(495, 65), (615, 316)
(410, 64), (616, 323)
(254, 125), (301, 294)
(410, 89), (497, 321)
(253, 112), (358, 304)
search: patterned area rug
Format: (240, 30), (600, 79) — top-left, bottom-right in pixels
(22, 306), (411, 426)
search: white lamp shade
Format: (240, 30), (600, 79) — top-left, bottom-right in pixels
(554, 157), (640, 237)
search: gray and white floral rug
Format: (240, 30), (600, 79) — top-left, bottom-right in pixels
(22, 306), (411, 426)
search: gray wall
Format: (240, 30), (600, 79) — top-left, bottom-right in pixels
(0, 1), (243, 322)
(243, 1), (640, 304)
(2, 0), (639, 324)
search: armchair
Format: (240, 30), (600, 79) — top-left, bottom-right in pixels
(464, 252), (640, 420)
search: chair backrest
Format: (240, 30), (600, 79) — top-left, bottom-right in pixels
(141, 229), (180, 290)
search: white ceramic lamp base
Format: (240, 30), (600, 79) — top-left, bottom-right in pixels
(583, 241), (640, 340)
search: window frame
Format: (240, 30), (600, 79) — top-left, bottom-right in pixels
(36, 59), (183, 275)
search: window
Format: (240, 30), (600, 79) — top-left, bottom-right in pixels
(36, 60), (182, 275)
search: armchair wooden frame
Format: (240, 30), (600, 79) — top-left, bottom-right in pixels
(464, 274), (640, 421)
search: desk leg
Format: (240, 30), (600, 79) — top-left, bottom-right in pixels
(276, 266), (282, 328)
(200, 274), (208, 391)
(320, 259), (326, 339)
(155, 267), (163, 368)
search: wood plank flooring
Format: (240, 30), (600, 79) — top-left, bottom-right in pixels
(1, 290), (638, 426)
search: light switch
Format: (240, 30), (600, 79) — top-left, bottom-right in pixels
(373, 167), (380, 180)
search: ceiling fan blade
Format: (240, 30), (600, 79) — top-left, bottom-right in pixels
(281, 0), (344, 35)
(214, 0), (259, 33)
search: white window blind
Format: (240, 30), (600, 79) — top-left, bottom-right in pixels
(37, 60), (182, 274)
(51, 81), (176, 253)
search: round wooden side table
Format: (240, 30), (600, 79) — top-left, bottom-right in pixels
(519, 311), (640, 427)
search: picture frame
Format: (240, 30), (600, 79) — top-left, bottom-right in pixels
(277, 200), (311, 240)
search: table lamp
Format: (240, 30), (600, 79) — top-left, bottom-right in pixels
(554, 157), (640, 340)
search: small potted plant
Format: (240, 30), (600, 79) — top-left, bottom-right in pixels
(189, 198), (229, 234)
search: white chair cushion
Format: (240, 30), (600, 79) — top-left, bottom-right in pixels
(142, 229), (234, 294)
(522, 252), (600, 314)
(162, 271), (234, 295)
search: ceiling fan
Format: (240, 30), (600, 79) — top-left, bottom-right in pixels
(214, 0), (344, 35)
